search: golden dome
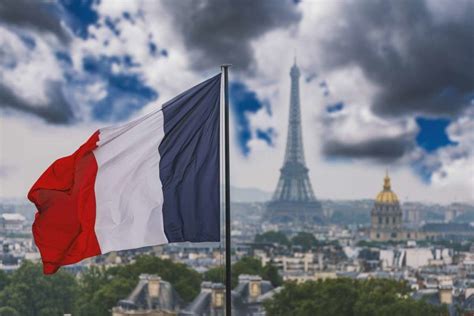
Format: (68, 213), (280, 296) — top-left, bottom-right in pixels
(375, 172), (399, 203)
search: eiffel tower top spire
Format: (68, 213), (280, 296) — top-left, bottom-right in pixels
(284, 60), (305, 165)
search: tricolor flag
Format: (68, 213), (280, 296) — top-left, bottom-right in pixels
(28, 74), (222, 274)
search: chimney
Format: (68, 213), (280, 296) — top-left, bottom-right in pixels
(439, 288), (452, 305)
(248, 275), (262, 299)
(141, 274), (161, 298)
(211, 283), (225, 309)
(438, 276), (453, 305)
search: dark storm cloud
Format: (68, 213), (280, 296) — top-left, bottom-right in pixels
(323, 136), (415, 162)
(0, 0), (70, 42)
(163, 0), (301, 72)
(0, 82), (75, 124)
(321, 0), (474, 117)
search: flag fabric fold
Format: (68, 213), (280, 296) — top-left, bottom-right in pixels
(28, 74), (221, 274)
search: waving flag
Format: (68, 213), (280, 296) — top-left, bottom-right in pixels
(28, 74), (222, 274)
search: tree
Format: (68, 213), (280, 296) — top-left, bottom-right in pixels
(0, 270), (9, 292)
(76, 255), (202, 316)
(254, 231), (290, 246)
(232, 257), (263, 287)
(291, 232), (317, 251)
(0, 261), (78, 316)
(75, 266), (110, 316)
(204, 257), (282, 288)
(106, 255), (202, 301)
(0, 307), (19, 316)
(78, 277), (135, 316)
(262, 262), (283, 287)
(203, 266), (224, 284)
(263, 278), (449, 316)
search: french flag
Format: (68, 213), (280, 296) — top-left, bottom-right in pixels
(28, 74), (222, 274)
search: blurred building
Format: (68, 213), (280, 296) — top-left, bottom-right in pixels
(370, 173), (405, 241)
(0, 213), (26, 233)
(404, 208), (422, 227)
(112, 274), (183, 316)
(421, 222), (474, 239)
(179, 282), (226, 316)
(445, 208), (463, 223)
(180, 275), (277, 316)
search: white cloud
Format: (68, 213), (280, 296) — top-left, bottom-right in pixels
(0, 26), (63, 105)
(429, 108), (474, 197)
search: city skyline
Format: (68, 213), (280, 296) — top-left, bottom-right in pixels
(0, 1), (473, 204)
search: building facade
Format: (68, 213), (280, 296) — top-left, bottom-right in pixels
(0, 213), (26, 234)
(370, 173), (404, 241)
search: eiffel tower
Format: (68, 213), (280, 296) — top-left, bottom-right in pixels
(265, 61), (324, 224)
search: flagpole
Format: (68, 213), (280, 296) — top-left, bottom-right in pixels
(221, 64), (232, 316)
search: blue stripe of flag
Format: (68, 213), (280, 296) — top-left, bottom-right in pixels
(158, 74), (221, 242)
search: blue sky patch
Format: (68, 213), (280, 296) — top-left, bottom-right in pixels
(59, 0), (99, 39)
(55, 51), (72, 65)
(256, 128), (275, 146)
(305, 72), (317, 83)
(230, 81), (271, 156)
(148, 42), (168, 58)
(122, 12), (133, 22)
(319, 80), (330, 96)
(123, 55), (140, 68)
(415, 117), (457, 153)
(82, 55), (157, 122)
(326, 102), (344, 113)
(411, 158), (442, 184)
(104, 17), (120, 36)
(149, 42), (157, 56)
(18, 34), (36, 49)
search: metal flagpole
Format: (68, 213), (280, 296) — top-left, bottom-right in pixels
(221, 64), (232, 316)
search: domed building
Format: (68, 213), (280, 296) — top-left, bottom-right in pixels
(369, 172), (474, 241)
(370, 172), (413, 241)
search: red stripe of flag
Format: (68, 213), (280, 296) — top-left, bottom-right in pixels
(28, 131), (102, 274)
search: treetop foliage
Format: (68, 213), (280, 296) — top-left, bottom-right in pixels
(263, 278), (449, 316)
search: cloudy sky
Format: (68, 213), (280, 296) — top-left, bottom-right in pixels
(0, 0), (473, 204)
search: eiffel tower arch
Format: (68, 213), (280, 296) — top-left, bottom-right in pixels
(264, 61), (324, 225)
